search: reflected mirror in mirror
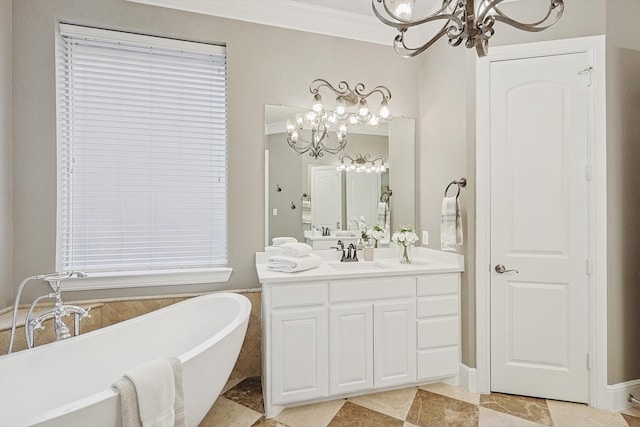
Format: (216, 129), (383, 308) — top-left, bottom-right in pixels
(264, 104), (415, 247)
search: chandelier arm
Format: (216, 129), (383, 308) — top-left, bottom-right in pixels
(373, 0), (457, 25)
(287, 136), (312, 155)
(310, 79), (358, 98)
(485, 1), (564, 32)
(491, 10), (562, 32)
(355, 85), (392, 102)
(476, 0), (507, 23)
(394, 23), (453, 58)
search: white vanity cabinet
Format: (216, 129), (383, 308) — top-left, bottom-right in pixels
(268, 282), (329, 406)
(261, 270), (461, 418)
(416, 274), (461, 381)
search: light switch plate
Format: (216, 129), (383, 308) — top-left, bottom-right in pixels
(422, 231), (429, 246)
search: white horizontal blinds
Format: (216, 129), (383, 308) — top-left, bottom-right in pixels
(57, 25), (228, 273)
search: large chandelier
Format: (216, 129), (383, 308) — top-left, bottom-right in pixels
(286, 79), (392, 159)
(372, 0), (564, 57)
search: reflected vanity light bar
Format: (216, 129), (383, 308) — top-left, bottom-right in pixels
(337, 153), (387, 173)
(286, 79), (392, 159)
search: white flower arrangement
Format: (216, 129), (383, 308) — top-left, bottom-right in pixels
(353, 216), (369, 242)
(368, 225), (388, 248)
(391, 226), (419, 247)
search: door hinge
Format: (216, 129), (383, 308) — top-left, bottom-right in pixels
(578, 66), (594, 86)
(586, 258), (592, 275)
(585, 165), (592, 181)
(587, 352), (592, 370)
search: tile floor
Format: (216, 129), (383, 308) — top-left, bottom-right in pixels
(200, 377), (640, 427)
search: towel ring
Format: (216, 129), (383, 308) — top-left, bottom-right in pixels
(444, 178), (467, 198)
(380, 190), (392, 203)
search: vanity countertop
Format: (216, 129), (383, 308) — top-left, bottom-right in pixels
(303, 232), (358, 241)
(256, 247), (464, 284)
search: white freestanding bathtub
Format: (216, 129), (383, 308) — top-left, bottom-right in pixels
(0, 292), (251, 427)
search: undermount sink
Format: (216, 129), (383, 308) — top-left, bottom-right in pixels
(327, 261), (388, 271)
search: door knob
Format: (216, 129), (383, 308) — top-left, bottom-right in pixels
(495, 264), (519, 274)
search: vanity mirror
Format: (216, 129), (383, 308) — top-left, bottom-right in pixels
(264, 104), (415, 246)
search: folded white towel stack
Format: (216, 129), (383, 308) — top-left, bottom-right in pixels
(267, 253), (322, 272)
(113, 357), (186, 427)
(280, 242), (313, 258)
(441, 196), (463, 252)
(272, 236), (298, 247)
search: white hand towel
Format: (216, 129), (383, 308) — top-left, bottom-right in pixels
(272, 236), (298, 247)
(280, 242), (313, 258)
(124, 358), (175, 427)
(113, 377), (142, 427)
(267, 253), (322, 272)
(376, 201), (390, 234)
(441, 196), (463, 252)
(302, 200), (312, 225)
(168, 358), (187, 427)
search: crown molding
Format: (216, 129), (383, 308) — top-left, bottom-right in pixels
(126, 0), (397, 45)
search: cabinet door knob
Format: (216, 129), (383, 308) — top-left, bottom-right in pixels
(495, 264), (519, 274)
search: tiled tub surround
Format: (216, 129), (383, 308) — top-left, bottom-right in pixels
(0, 290), (262, 382)
(256, 247), (465, 418)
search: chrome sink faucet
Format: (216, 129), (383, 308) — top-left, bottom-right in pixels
(345, 244), (358, 262)
(337, 240), (346, 262)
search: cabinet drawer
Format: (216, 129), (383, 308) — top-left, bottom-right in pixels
(417, 317), (459, 349)
(417, 347), (459, 381)
(330, 276), (415, 303)
(417, 295), (458, 318)
(417, 274), (460, 296)
(271, 283), (327, 308)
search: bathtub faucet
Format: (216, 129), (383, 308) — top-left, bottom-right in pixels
(24, 272), (90, 349)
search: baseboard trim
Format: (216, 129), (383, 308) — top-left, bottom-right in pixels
(457, 364), (478, 394)
(607, 379), (640, 412)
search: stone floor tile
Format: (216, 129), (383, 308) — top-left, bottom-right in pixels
(223, 376), (264, 414)
(623, 413), (640, 427)
(623, 407), (640, 419)
(222, 377), (245, 394)
(328, 401), (404, 427)
(478, 407), (547, 427)
(480, 393), (552, 426)
(274, 399), (346, 427)
(420, 382), (481, 406)
(200, 396), (262, 427)
(251, 416), (290, 427)
(406, 388), (479, 427)
(347, 386), (418, 420)
(547, 399), (628, 427)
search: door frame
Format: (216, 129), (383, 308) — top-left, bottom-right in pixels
(475, 36), (608, 408)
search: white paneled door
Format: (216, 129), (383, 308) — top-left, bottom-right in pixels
(490, 52), (590, 403)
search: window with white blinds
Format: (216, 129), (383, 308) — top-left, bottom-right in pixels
(56, 24), (228, 276)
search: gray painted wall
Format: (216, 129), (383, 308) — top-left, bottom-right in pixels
(9, 0), (419, 303)
(0, 0), (12, 309)
(605, 0), (640, 385)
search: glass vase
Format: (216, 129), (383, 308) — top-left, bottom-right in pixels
(399, 244), (412, 264)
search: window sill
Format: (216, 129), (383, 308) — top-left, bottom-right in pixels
(55, 268), (233, 291)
